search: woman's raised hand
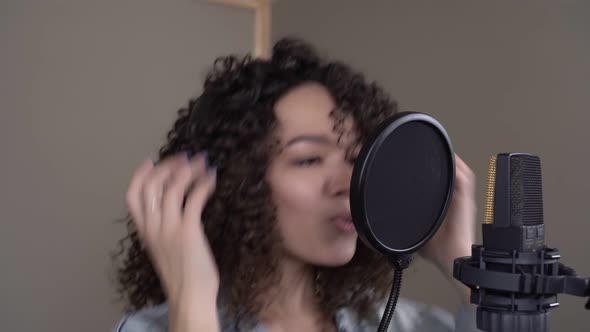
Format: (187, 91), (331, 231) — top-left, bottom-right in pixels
(125, 151), (220, 331)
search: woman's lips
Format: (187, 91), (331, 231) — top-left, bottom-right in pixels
(330, 215), (356, 233)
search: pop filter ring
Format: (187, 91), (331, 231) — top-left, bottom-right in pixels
(349, 112), (456, 332)
(350, 112), (456, 257)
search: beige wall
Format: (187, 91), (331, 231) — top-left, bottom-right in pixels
(0, 1), (252, 331)
(273, 1), (590, 331)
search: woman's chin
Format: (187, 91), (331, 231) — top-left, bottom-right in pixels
(313, 241), (357, 267)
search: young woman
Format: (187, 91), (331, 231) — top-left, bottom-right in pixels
(112, 38), (478, 332)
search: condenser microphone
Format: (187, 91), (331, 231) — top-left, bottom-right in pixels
(454, 153), (590, 332)
(481, 153), (544, 252)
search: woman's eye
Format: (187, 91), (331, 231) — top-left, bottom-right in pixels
(293, 157), (322, 167)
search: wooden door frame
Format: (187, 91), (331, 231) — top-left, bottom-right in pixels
(208, 0), (271, 58)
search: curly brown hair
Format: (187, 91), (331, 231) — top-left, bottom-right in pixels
(112, 37), (398, 329)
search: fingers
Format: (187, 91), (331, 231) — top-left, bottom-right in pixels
(455, 154), (472, 176)
(125, 152), (192, 239)
(126, 159), (155, 238)
(124, 152), (222, 304)
(161, 152), (210, 234)
(454, 153), (475, 194)
(141, 153), (189, 239)
(183, 165), (217, 229)
(125, 150), (217, 245)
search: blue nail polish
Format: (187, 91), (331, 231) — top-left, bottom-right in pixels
(193, 151), (209, 167)
(203, 151), (210, 168)
(209, 166), (217, 178)
(186, 150), (193, 160)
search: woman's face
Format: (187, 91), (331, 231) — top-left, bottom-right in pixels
(266, 82), (359, 267)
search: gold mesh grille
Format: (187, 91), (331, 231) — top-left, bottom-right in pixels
(484, 155), (497, 224)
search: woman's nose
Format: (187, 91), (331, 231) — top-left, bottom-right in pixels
(325, 161), (353, 197)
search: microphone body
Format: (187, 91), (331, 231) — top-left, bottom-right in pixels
(453, 153), (590, 332)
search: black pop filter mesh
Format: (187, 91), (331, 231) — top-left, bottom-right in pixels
(351, 113), (455, 255)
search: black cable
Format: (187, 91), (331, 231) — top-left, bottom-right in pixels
(378, 255), (412, 332)
(377, 268), (403, 332)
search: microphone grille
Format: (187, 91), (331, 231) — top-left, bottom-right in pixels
(510, 155), (544, 226)
(484, 155), (497, 225)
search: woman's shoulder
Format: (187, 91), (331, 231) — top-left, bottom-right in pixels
(112, 298), (477, 332)
(113, 303), (169, 332)
(388, 298), (478, 332)
(335, 297), (478, 332)
(388, 298), (456, 331)
(112, 301), (247, 332)
(333, 297), (451, 332)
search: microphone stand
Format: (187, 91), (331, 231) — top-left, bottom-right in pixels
(454, 245), (590, 332)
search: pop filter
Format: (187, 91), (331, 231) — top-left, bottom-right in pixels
(349, 112), (456, 331)
(351, 111), (455, 257)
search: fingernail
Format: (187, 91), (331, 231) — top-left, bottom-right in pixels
(209, 166), (217, 179)
(186, 150), (193, 160)
(196, 150), (209, 168)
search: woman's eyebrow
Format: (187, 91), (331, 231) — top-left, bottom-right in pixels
(284, 135), (333, 148)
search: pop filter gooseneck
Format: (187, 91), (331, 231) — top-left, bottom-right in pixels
(350, 112), (456, 332)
